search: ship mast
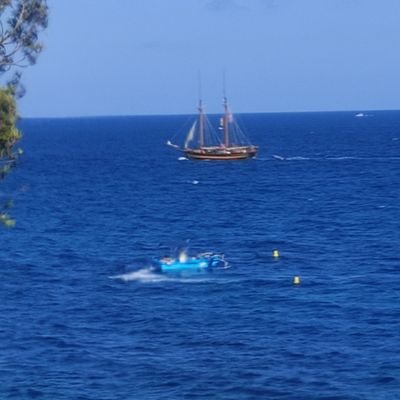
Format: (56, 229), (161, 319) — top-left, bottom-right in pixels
(222, 72), (230, 147)
(198, 99), (204, 148)
(223, 96), (229, 147)
(197, 72), (204, 148)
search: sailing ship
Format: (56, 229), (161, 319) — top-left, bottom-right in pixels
(167, 97), (258, 160)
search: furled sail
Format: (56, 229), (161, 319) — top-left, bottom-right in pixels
(218, 117), (224, 130)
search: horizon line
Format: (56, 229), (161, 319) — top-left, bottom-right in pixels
(18, 107), (400, 120)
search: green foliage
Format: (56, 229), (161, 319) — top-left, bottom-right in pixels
(0, 0), (49, 153)
(0, 88), (20, 157)
(0, 211), (15, 227)
(0, 1), (48, 228)
(0, 185), (16, 227)
(0, 89), (19, 227)
(0, 88), (19, 227)
(0, 0), (49, 74)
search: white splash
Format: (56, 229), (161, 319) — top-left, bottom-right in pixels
(178, 250), (188, 262)
(111, 269), (168, 283)
(326, 156), (359, 160)
(110, 268), (213, 284)
(286, 156), (311, 161)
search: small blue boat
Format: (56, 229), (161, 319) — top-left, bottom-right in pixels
(151, 252), (228, 275)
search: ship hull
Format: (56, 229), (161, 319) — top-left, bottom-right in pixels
(184, 146), (257, 161)
(159, 258), (210, 274)
(152, 255), (227, 275)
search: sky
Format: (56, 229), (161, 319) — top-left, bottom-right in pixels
(12, 0), (400, 117)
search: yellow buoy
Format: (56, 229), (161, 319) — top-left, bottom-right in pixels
(293, 276), (301, 285)
(272, 249), (280, 258)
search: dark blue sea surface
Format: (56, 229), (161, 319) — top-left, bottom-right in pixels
(1, 111), (400, 399)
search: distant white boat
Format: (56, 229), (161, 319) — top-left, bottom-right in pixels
(355, 113), (365, 117)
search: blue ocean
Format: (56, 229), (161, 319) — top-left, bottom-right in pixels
(1, 111), (400, 399)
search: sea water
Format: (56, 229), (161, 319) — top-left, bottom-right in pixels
(1, 111), (399, 399)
